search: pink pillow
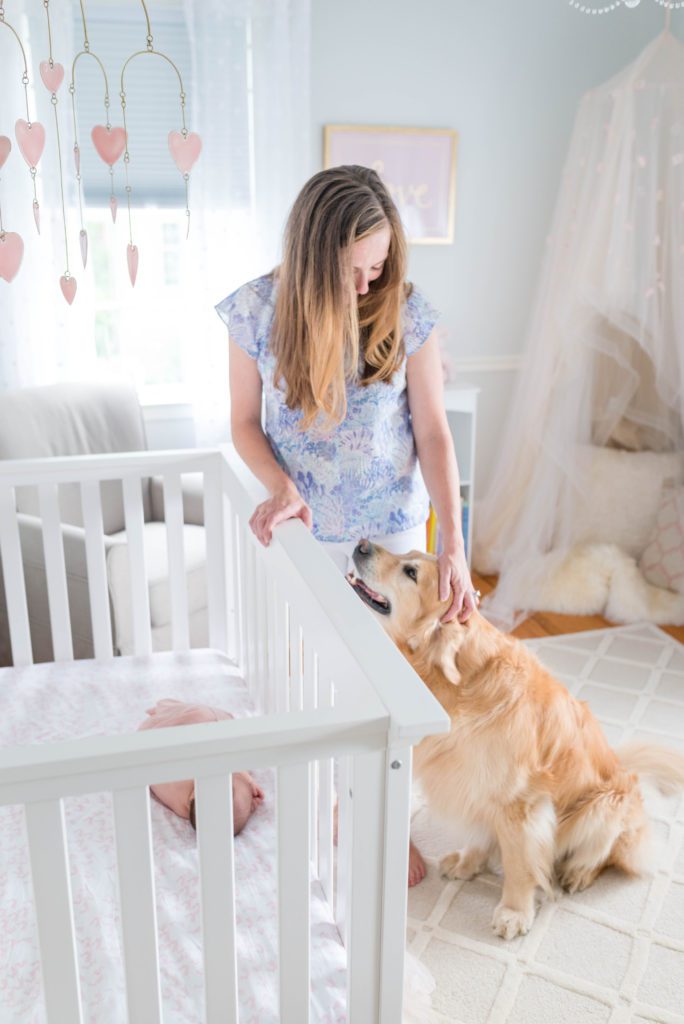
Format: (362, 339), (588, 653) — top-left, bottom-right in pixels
(638, 483), (684, 593)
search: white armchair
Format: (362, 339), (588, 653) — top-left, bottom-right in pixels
(0, 383), (208, 665)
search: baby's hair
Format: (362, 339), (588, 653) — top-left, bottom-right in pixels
(272, 164), (409, 431)
(189, 797), (196, 830)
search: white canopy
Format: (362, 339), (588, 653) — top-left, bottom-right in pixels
(475, 30), (684, 627)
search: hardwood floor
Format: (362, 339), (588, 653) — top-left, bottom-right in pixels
(472, 571), (684, 646)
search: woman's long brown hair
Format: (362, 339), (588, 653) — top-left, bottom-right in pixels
(271, 165), (409, 431)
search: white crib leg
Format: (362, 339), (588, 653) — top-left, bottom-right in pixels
(379, 745), (412, 1024)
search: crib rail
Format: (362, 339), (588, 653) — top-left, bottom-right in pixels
(0, 445), (449, 1024)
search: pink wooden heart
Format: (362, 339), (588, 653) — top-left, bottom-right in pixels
(127, 243), (139, 287)
(0, 136), (11, 170)
(168, 130), (202, 174)
(91, 125), (126, 167)
(0, 232), (24, 282)
(15, 120), (46, 168)
(39, 61), (64, 93)
(60, 275), (77, 305)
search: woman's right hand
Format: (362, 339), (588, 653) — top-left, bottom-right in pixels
(248, 482), (313, 546)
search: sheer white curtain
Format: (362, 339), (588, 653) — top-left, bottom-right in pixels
(181, 0), (311, 445)
(0, 1), (95, 391)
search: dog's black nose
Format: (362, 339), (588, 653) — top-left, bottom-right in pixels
(354, 538), (372, 559)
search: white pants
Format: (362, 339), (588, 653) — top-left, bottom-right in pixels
(321, 524), (426, 573)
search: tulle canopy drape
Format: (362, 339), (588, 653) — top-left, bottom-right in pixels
(475, 30), (684, 626)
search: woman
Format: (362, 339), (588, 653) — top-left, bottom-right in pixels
(216, 165), (475, 884)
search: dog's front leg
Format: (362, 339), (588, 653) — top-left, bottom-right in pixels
(491, 798), (555, 940)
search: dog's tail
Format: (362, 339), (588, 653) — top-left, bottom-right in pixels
(616, 741), (684, 796)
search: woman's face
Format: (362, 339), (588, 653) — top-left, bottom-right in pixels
(350, 224), (391, 296)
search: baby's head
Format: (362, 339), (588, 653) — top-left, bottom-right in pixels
(189, 771), (264, 836)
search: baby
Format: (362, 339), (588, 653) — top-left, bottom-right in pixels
(138, 699), (264, 835)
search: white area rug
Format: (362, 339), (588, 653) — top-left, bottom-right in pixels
(407, 624), (684, 1024)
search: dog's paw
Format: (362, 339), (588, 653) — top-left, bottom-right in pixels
(439, 850), (483, 881)
(557, 862), (599, 894)
(492, 902), (535, 940)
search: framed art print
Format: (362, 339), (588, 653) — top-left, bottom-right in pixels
(323, 125), (458, 244)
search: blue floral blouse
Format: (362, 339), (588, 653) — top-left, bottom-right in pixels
(215, 273), (439, 543)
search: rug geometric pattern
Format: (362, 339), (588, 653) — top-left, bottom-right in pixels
(407, 624), (684, 1024)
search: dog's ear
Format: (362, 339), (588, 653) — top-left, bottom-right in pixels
(406, 618), (465, 686)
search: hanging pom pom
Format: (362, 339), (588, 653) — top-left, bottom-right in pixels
(0, 231), (24, 282)
(127, 243), (139, 286)
(79, 229), (88, 268)
(60, 275), (77, 305)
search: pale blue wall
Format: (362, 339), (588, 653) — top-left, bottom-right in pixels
(310, 0), (683, 489)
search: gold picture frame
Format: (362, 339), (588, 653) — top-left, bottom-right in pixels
(323, 124), (458, 245)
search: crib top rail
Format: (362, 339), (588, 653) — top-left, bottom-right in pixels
(0, 707), (388, 806)
(223, 449), (450, 743)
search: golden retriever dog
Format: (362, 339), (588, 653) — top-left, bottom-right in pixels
(348, 540), (684, 940)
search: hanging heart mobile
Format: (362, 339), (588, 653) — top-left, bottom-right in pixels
(40, 0), (76, 304)
(69, 0), (120, 269)
(0, 0), (44, 239)
(119, 0), (202, 286)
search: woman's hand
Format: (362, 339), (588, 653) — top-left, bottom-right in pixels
(438, 543), (477, 623)
(249, 482), (312, 546)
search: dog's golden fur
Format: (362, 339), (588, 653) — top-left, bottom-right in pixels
(350, 542), (684, 939)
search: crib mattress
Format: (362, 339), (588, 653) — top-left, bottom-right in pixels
(0, 650), (346, 1023)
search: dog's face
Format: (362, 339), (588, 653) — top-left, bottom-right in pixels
(348, 540), (442, 633)
(347, 540), (464, 681)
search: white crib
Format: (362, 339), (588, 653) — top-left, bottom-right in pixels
(0, 445), (448, 1023)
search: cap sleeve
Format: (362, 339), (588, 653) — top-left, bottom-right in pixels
(403, 285), (440, 357)
(215, 281), (263, 360)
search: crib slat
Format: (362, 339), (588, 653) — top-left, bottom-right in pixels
(253, 555), (266, 709)
(274, 593), (289, 713)
(348, 749), (387, 1022)
(204, 466), (228, 651)
(24, 799), (83, 1023)
(0, 485), (33, 666)
(79, 481), (113, 659)
(38, 484), (73, 662)
(162, 473), (190, 651)
(246, 540), (258, 686)
(113, 787), (162, 1023)
(265, 578), (277, 713)
(230, 510), (243, 667)
(303, 645), (318, 864)
(335, 751), (352, 946)
(317, 676), (334, 906)
(277, 762), (310, 1024)
(224, 499), (237, 663)
(122, 476), (151, 657)
(195, 775), (239, 1024)
(289, 616), (304, 711)
(239, 523), (251, 680)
